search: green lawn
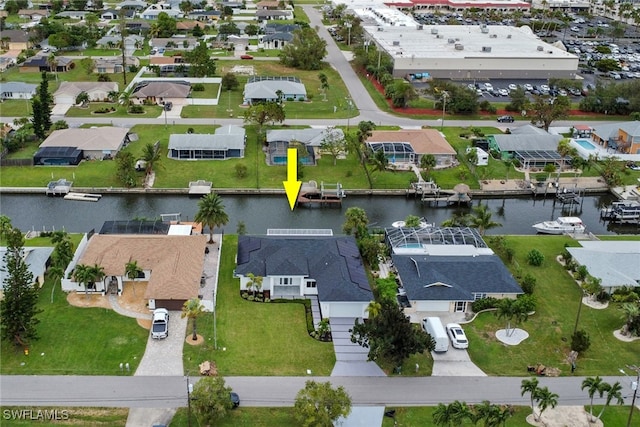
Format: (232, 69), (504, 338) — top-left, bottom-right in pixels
(190, 84), (221, 99)
(65, 103), (163, 118)
(2, 65), (127, 88)
(0, 408), (129, 426)
(0, 235), (148, 375)
(172, 407), (297, 426)
(465, 235), (640, 376)
(183, 235), (336, 376)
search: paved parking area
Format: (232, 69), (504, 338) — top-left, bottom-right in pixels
(330, 318), (386, 377)
(431, 348), (486, 377)
(134, 312), (187, 376)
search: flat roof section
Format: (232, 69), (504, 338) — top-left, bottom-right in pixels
(364, 24), (576, 61)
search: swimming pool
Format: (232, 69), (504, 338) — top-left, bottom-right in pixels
(575, 139), (597, 151)
(399, 243), (423, 249)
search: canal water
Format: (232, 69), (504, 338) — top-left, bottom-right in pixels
(1, 192), (636, 236)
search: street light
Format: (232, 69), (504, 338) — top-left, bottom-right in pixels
(345, 22), (352, 46)
(440, 91), (449, 130)
(620, 366), (639, 427)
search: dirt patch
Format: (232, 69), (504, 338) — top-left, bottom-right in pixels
(525, 406), (602, 427)
(137, 318), (152, 330)
(185, 334), (204, 346)
(67, 292), (111, 309)
(118, 281), (150, 315)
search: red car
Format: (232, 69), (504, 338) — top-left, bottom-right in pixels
(240, 54), (253, 60)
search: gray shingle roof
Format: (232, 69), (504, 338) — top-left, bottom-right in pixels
(392, 255), (522, 301)
(266, 128), (344, 147)
(0, 82), (37, 94)
(566, 241), (640, 288)
(492, 133), (561, 152)
(0, 247), (54, 289)
(168, 125), (245, 150)
(236, 236), (372, 302)
(243, 79), (306, 101)
(592, 121), (640, 140)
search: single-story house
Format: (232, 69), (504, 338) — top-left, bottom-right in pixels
(117, 0), (148, 11)
(266, 127), (344, 165)
(34, 127), (130, 164)
(168, 125), (246, 160)
(141, 7), (181, 19)
(243, 76), (306, 105)
(149, 55), (187, 73)
(96, 34), (144, 49)
(256, 0), (280, 9)
(0, 82), (37, 100)
(125, 21), (151, 33)
(1, 29), (34, 51)
(366, 129), (457, 167)
(566, 241), (640, 294)
(488, 125), (563, 169)
(150, 37), (198, 51)
(18, 9), (49, 20)
(235, 235), (373, 319)
(572, 124), (592, 139)
(93, 57), (140, 74)
(55, 11), (93, 19)
(256, 9), (293, 21)
(20, 56), (75, 73)
(101, 8), (136, 19)
(53, 81), (119, 104)
(62, 234), (207, 310)
(0, 246), (54, 294)
(590, 121), (640, 155)
(176, 20), (203, 32)
(261, 32), (294, 49)
(264, 23), (299, 35)
(131, 80), (191, 101)
(187, 10), (221, 21)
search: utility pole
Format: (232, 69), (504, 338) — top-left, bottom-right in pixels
(186, 373), (193, 427)
(621, 365), (639, 427)
(440, 91), (449, 130)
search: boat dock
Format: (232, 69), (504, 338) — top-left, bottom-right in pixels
(297, 181), (345, 208)
(63, 192), (102, 202)
(417, 182), (472, 206)
(600, 200), (640, 224)
(46, 179), (73, 196)
(188, 180), (212, 195)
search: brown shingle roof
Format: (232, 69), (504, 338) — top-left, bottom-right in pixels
(79, 234), (207, 300)
(367, 129), (456, 155)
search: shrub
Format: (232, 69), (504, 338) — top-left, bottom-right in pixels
(192, 83), (205, 91)
(521, 274), (537, 295)
(561, 249), (573, 263)
(471, 297), (499, 312)
(97, 73), (111, 82)
(265, 298), (270, 303)
(128, 105), (144, 114)
(571, 329), (591, 353)
(527, 249), (544, 266)
(247, 295), (255, 301)
(235, 163), (248, 178)
(241, 292), (248, 299)
(575, 265), (588, 281)
(516, 294), (536, 313)
(611, 287), (640, 303)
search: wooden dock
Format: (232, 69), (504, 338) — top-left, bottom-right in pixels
(297, 181), (345, 208)
(188, 180), (212, 195)
(63, 192), (102, 202)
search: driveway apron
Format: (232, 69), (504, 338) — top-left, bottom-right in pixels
(330, 318), (386, 377)
(431, 348), (487, 376)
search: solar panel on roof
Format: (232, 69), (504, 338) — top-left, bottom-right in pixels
(237, 237), (261, 264)
(336, 239), (359, 258)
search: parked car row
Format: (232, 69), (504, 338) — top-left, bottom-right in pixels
(421, 317), (469, 352)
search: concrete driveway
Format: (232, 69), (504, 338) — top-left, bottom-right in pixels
(330, 318), (385, 377)
(431, 348), (486, 377)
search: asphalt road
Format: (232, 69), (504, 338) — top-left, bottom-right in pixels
(1, 375), (634, 408)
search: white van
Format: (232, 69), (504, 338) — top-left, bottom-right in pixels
(421, 317), (449, 352)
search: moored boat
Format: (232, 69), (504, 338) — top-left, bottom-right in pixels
(532, 217), (585, 234)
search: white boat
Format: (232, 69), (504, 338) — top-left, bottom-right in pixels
(63, 192), (102, 202)
(392, 218), (433, 229)
(532, 216), (585, 234)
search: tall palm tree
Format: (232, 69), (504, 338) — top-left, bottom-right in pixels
(48, 54), (58, 81)
(369, 148), (388, 176)
(497, 298), (516, 336)
(620, 302), (640, 335)
(246, 273), (263, 296)
(73, 263), (92, 299)
(141, 142), (161, 176)
(365, 301), (381, 319)
(582, 376), (607, 422)
(594, 381), (623, 421)
(469, 204), (502, 236)
(181, 297), (205, 341)
(125, 260), (143, 296)
(533, 386), (558, 421)
(318, 72), (329, 101)
(194, 192), (229, 243)
(449, 400), (473, 424)
(432, 402), (454, 426)
(520, 378), (539, 420)
(88, 264), (106, 293)
(420, 154), (437, 180)
(47, 265), (64, 303)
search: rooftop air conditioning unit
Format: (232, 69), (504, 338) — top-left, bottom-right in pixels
(377, 26), (384, 31)
(481, 27), (489, 34)
(482, 46), (492, 52)
(448, 38), (455, 44)
(537, 46), (544, 51)
(431, 28), (438, 34)
(392, 40), (400, 46)
(455, 43), (464, 50)
(490, 34), (497, 38)
(417, 24), (423, 30)
(507, 34), (512, 39)
(436, 34), (443, 39)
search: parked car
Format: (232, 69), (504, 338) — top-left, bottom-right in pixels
(230, 392), (240, 408)
(446, 323), (469, 349)
(151, 308), (169, 339)
(626, 162), (640, 171)
(163, 102), (173, 111)
(497, 115), (515, 123)
(523, 83), (533, 92)
(240, 54), (253, 60)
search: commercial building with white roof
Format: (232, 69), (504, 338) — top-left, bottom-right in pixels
(363, 23), (579, 79)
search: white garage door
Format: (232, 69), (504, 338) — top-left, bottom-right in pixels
(326, 302), (365, 318)
(415, 301), (449, 312)
(54, 96), (75, 105)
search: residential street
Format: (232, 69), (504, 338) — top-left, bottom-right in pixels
(0, 375), (634, 408)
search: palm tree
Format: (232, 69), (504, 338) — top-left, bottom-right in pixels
(469, 204), (502, 236)
(533, 386), (558, 421)
(47, 265), (65, 303)
(369, 148), (388, 176)
(141, 142), (161, 176)
(49, 230), (69, 245)
(194, 192), (229, 244)
(557, 138), (577, 173)
(441, 211), (471, 227)
(619, 302), (640, 336)
(365, 301), (381, 319)
(496, 298), (516, 336)
(342, 206), (369, 239)
(48, 54), (58, 81)
(432, 402), (454, 426)
(72, 264), (92, 299)
(246, 273), (263, 296)
(420, 154), (437, 180)
(449, 400), (473, 424)
(594, 381), (623, 421)
(318, 72), (329, 101)
(520, 378), (539, 420)
(75, 91), (90, 107)
(88, 264), (106, 294)
(582, 376), (607, 422)
(181, 297), (205, 341)
(125, 260), (143, 296)
(107, 90), (119, 103)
